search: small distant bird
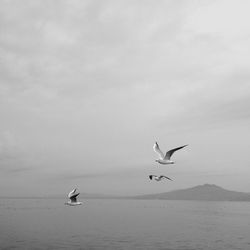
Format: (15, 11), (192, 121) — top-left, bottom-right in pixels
(153, 142), (188, 165)
(149, 175), (173, 181)
(65, 188), (82, 206)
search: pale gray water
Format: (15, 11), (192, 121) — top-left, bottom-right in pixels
(1, 199), (250, 250)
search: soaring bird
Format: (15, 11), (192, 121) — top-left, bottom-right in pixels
(65, 188), (82, 206)
(153, 142), (188, 164)
(149, 175), (173, 181)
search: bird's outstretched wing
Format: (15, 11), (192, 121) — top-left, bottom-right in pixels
(68, 188), (77, 198)
(70, 193), (80, 202)
(160, 175), (173, 181)
(164, 145), (188, 160)
(153, 142), (164, 159)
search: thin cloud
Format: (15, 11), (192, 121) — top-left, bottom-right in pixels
(4, 166), (33, 174)
(158, 80), (250, 133)
(65, 173), (111, 180)
(0, 131), (35, 174)
(59, 166), (148, 180)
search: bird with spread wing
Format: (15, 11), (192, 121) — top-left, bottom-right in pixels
(65, 188), (82, 206)
(149, 175), (173, 181)
(153, 142), (188, 165)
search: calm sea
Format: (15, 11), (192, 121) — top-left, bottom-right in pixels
(1, 198), (250, 250)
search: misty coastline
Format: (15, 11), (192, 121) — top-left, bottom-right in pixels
(2, 184), (250, 202)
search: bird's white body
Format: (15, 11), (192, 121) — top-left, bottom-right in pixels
(155, 159), (174, 165)
(65, 201), (82, 206)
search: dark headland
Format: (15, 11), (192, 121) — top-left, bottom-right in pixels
(130, 184), (250, 201)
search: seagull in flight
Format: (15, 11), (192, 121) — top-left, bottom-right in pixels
(153, 142), (188, 165)
(65, 188), (82, 206)
(149, 175), (173, 181)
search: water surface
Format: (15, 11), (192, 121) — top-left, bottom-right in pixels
(1, 199), (250, 249)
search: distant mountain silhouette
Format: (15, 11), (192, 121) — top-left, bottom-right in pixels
(133, 184), (250, 201)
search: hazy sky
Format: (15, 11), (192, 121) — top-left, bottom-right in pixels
(1, 0), (250, 196)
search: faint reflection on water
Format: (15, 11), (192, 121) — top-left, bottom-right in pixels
(1, 199), (250, 249)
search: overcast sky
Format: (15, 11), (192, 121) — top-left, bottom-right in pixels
(1, 0), (250, 196)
